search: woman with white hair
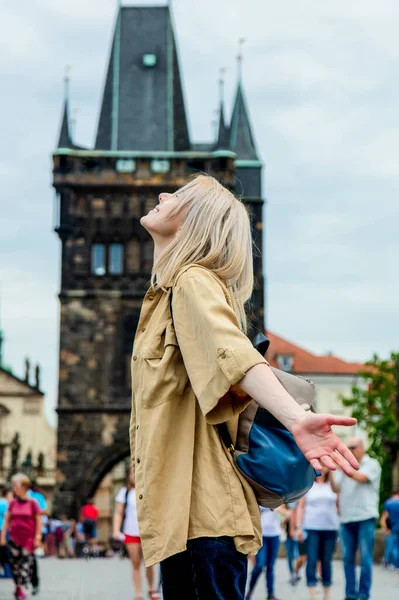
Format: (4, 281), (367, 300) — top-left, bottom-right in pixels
(0, 474), (41, 599)
(131, 174), (359, 599)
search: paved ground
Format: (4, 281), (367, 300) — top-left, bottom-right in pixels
(0, 557), (398, 599)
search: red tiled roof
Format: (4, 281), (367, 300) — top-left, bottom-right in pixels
(265, 331), (364, 375)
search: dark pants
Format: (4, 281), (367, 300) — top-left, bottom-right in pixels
(285, 536), (298, 575)
(247, 535), (280, 598)
(306, 529), (337, 587)
(0, 545), (12, 578)
(31, 554), (39, 588)
(160, 536), (247, 600)
(340, 518), (376, 600)
(8, 540), (33, 588)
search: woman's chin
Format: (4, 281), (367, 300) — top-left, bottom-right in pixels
(140, 214), (152, 229)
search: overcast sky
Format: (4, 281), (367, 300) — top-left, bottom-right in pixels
(1, 0), (398, 426)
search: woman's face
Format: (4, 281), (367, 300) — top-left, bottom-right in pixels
(140, 191), (185, 241)
(12, 481), (27, 497)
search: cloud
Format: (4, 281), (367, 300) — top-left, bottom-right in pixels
(1, 0), (399, 426)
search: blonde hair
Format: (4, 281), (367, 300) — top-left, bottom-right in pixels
(11, 473), (31, 490)
(151, 175), (254, 332)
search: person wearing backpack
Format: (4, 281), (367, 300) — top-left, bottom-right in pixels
(113, 471), (160, 600)
(131, 174), (359, 600)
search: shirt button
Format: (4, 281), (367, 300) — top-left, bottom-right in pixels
(136, 425), (139, 430)
(221, 353), (226, 359)
(141, 327), (146, 332)
(138, 494), (143, 500)
(133, 356), (137, 361)
(137, 458), (141, 464)
(148, 295), (154, 301)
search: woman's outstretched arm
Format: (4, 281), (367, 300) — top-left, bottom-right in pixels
(238, 363), (358, 475)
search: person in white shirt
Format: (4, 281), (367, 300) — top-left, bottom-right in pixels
(296, 469), (339, 600)
(113, 472), (160, 600)
(246, 507), (284, 600)
(333, 438), (381, 600)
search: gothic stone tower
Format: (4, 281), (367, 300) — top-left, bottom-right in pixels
(53, 6), (264, 516)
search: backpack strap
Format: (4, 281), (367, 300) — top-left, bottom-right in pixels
(217, 422), (235, 452)
(122, 488), (128, 531)
(169, 288), (234, 451)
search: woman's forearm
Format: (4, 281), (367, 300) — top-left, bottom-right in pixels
(296, 498), (305, 529)
(238, 363), (307, 431)
(35, 515), (42, 539)
(113, 506), (123, 534)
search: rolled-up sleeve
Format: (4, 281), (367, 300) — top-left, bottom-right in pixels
(173, 267), (267, 424)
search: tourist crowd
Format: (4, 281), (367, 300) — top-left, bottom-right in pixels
(0, 437), (398, 599)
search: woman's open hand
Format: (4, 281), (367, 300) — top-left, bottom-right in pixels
(291, 413), (359, 475)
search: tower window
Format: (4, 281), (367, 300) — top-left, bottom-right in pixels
(109, 244), (124, 275)
(151, 159), (170, 173)
(142, 53), (157, 67)
(91, 244), (106, 276)
(116, 159), (136, 173)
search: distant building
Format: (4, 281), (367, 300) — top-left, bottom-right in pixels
(0, 358), (56, 498)
(266, 331), (365, 443)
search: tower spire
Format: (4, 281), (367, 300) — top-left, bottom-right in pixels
(95, 4), (189, 150)
(215, 68), (230, 149)
(57, 66), (73, 148)
(230, 76), (259, 160)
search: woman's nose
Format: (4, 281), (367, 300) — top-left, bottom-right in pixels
(158, 193), (169, 203)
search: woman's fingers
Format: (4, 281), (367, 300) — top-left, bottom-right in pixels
(332, 450), (356, 476)
(326, 415), (357, 427)
(310, 458), (323, 471)
(336, 442), (359, 469)
(319, 455), (337, 471)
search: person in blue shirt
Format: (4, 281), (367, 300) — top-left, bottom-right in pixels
(0, 487), (12, 578)
(0, 488), (8, 532)
(381, 489), (399, 569)
(27, 482), (48, 595)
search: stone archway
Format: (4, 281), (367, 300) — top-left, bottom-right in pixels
(80, 442), (131, 503)
(53, 411), (132, 519)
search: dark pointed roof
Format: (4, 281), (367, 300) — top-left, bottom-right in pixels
(215, 102), (230, 149)
(57, 100), (72, 148)
(229, 82), (258, 160)
(95, 6), (190, 151)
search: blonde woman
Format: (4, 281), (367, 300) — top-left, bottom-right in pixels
(0, 474), (41, 600)
(112, 471), (160, 600)
(131, 174), (358, 599)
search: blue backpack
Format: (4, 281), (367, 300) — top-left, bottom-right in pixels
(218, 334), (318, 509)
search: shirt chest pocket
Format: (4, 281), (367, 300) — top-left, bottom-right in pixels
(140, 322), (190, 408)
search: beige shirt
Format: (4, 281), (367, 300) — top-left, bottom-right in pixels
(130, 265), (267, 566)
